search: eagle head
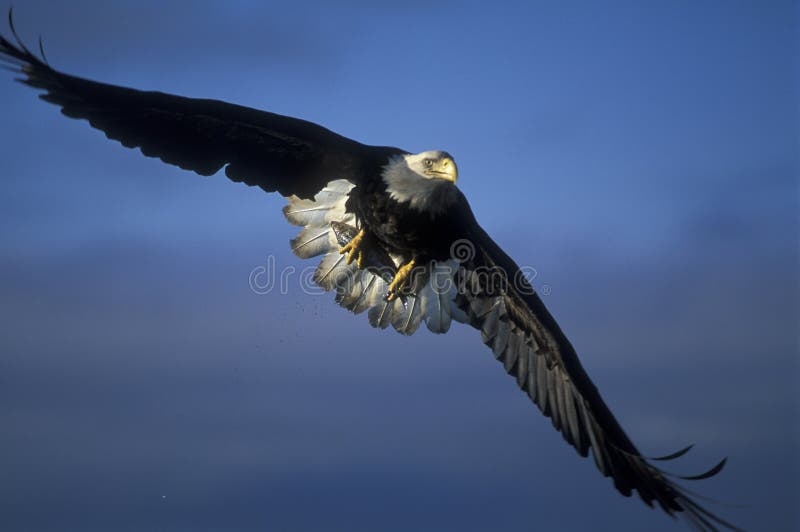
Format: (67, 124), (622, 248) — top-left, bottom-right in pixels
(405, 150), (458, 183)
(382, 150), (460, 212)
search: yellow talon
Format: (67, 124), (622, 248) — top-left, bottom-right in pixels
(387, 258), (416, 301)
(339, 229), (366, 267)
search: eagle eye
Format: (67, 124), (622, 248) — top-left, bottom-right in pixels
(423, 159), (433, 168)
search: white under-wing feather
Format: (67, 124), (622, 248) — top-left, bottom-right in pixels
(286, 179), (356, 260)
(290, 225), (334, 259)
(284, 179), (356, 229)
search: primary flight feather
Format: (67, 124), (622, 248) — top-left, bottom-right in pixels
(0, 11), (738, 531)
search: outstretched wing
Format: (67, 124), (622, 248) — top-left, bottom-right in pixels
(282, 185), (738, 531)
(451, 216), (739, 531)
(0, 13), (401, 199)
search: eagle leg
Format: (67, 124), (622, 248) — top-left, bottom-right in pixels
(338, 228), (366, 269)
(386, 258), (417, 301)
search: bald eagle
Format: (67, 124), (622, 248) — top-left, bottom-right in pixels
(0, 13), (738, 532)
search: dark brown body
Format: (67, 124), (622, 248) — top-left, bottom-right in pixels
(346, 173), (473, 262)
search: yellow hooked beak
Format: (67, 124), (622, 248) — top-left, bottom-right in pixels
(425, 156), (458, 183)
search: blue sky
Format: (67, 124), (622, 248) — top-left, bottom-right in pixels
(0, 1), (797, 531)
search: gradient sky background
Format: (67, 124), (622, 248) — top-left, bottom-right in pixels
(0, 1), (797, 531)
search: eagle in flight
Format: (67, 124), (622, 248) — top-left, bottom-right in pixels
(0, 12), (738, 531)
